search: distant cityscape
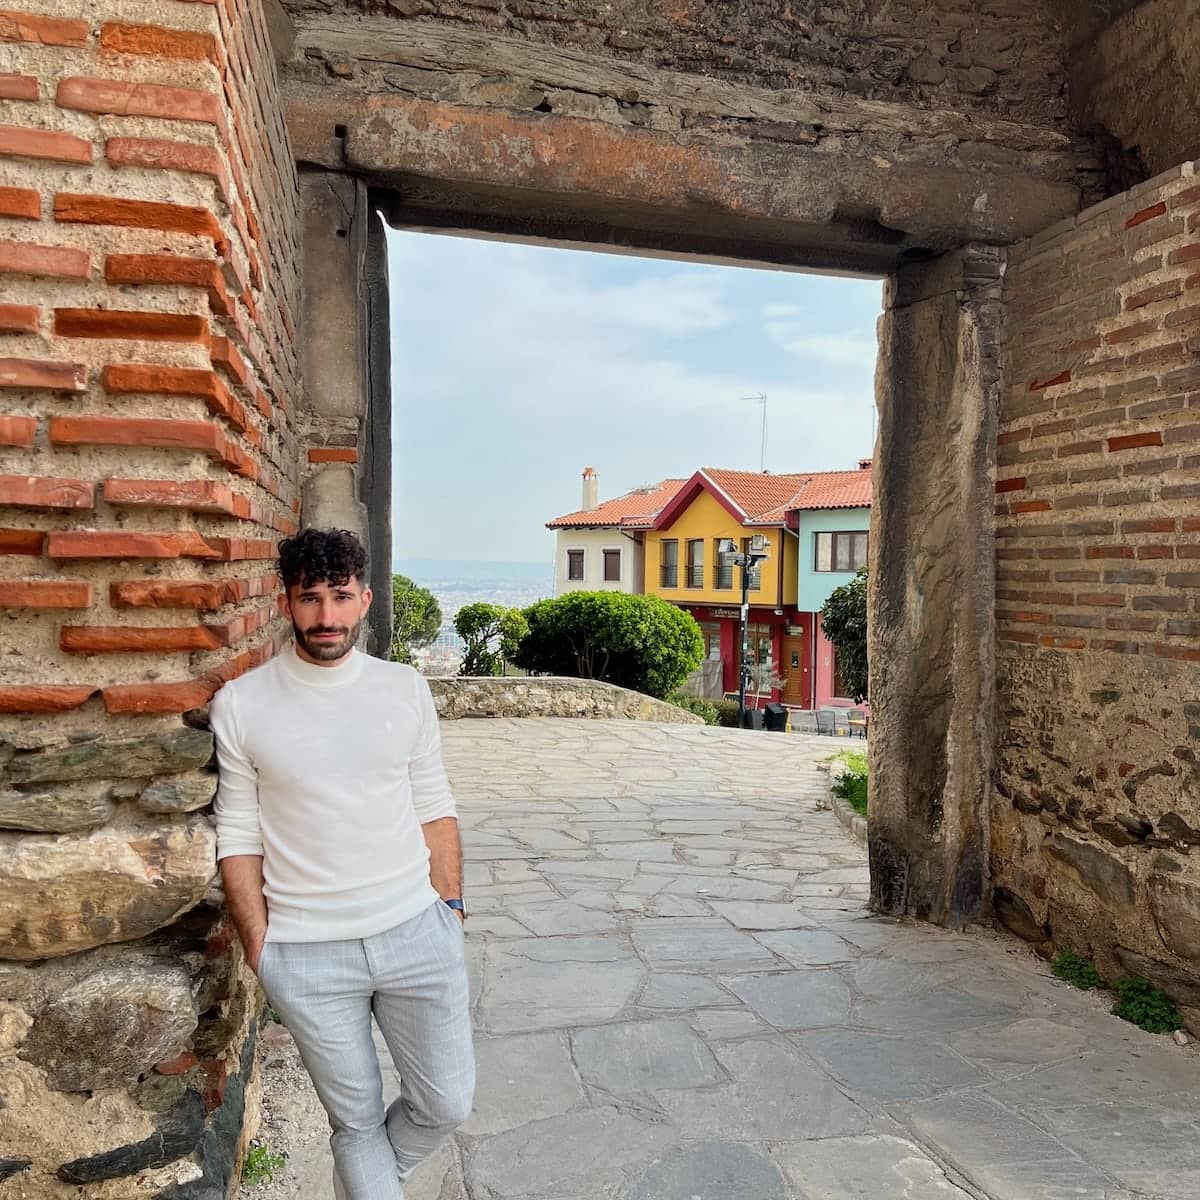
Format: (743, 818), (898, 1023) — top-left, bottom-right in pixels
(393, 559), (553, 676)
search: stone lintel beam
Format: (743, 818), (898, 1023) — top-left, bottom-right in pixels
(868, 246), (1003, 927)
(286, 85), (1079, 272)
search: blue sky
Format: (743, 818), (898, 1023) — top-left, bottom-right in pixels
(388, 231), (882, 564)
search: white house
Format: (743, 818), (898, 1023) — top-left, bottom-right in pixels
(546, 468), (683, 596)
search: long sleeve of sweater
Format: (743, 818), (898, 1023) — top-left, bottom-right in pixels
(410, 675), (457, 824)
(211, 685), (264, 860)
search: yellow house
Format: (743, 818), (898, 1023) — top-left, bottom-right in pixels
(646, 468), (804, 705)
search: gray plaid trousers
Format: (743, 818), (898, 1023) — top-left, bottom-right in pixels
(258, 899), (475, 1199)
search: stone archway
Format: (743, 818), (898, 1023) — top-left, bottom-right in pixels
(2, 0), (1199, 1193)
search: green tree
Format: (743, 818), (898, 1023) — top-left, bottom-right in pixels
(455, 603), (529, 676)
(390, 575), (442, 665)
(513, 592), (704, 699)
(820, 566), (868, 703)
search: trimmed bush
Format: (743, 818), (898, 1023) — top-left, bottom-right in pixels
(670, 693), (718, 725)
(513, 592), (704, 700)
(712, 699), (741, 728)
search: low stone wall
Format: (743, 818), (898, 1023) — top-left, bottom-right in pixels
(428, 677), (703, 725)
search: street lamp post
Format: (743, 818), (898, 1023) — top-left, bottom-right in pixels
(718, 535), (770, 730)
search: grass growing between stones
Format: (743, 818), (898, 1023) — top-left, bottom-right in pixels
(243, 1141), (286, 1186)
(831, 749), (868, 816)
(1051, 950), (1102, 991)
(1112, 976), (1183, 1034)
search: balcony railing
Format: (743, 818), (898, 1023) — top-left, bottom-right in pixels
(715, 565), (733, 590)
(685, 565), (705, 588)
(660, 566), (679, 588)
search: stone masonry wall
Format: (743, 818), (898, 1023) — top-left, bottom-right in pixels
(0, 2), (300, 1194)
(994, 161), (1200, 1029)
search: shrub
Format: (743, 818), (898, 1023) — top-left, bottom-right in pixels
(831, 748), (868, 816)
(820, 567), (868, 703)
(670, 693), (718, 725)
(712, 699), (741, 728)
(1051, 950), (1102, 991)
(513, 592), (704, 699)
(1112, 975), (1183, 1034)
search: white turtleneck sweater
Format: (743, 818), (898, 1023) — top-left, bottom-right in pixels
(210, 644), (456, 943)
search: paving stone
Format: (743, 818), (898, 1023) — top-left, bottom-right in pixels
(688, 1008), (767, 1039)
(649, 895), (711, 918)
(460, 913), (531, 938)
(725, 969), (852, 1028)
(627, 1141), (790, 1200)
(657, 1036), (870, 1140)
(985, 1044), (1200, 1112)
(504, 900), (619, 936)
(466, 1105), (674, 1197)
(901, 1093), (1120, 1200)
(481, 942), (643, 1033)
(753, 930), (858, 966)
(463, 1032), (585, 1135)
(595, 841), (678, 863)
(639, 973), (735, 1010)
(802, 1031), (986, 1100)
(663, 875), (786, 901)
(947, 1017), (1097, 1077)
(572, 1019), (723, 1093)
(848, 958), (962, 999)
(632, 918), (780, 971)
(774, 1134), (974, 1199)
(709, 901), (816, 930)
(856, 988), (1020, 1034)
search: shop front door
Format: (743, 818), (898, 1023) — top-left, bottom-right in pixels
(781, 633), (808, 708)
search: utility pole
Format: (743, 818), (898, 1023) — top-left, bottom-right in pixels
(741, 393), (768, 471)
(718, 535), (770, 729)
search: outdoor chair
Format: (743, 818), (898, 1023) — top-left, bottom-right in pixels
(847, 708), (867, 738)
(816, 709), (837, 736)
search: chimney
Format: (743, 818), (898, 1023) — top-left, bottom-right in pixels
(858, 458), (872, 471)
(581, 466), (599, 511)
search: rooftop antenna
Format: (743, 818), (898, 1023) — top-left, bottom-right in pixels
(741, 393), (768, 471)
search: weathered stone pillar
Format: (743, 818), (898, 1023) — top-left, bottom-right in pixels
(299, 171), (393, 655)
(868, 248), (1004, 926)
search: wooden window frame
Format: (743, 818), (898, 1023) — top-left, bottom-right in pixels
(814, 530), (869, 573)
(602, 547), (622, 583)
(685, 538), (705, 589)
(660, 539), (679, 588)
(566, 548), (586, 581)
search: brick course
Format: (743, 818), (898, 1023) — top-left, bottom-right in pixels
(0, 0), (299, 713)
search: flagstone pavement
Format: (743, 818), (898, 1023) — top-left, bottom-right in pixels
(258, 718), (1199, 1200)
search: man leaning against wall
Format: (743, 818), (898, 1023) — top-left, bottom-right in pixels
(210, 527), (474, 1200)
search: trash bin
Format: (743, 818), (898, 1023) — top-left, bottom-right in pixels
(740, 707), (764, 730)
(763, 703), (789, 733)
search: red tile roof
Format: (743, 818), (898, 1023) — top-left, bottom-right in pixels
(654, 466), (872, 530)
(778, 468), (873, 515)
(703, 468), (813, 524)
(547, 478), (686, 528)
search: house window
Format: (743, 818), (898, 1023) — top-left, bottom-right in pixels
(740, 538), (764, 590)
(567, 549), (585, 581)
(698, 621), (722, 660)
(603, 548), (621, 582)
(685, 539), (705, 588)
(714, 538), (733, 589)
(660, 539), (679, 588)
(815, 531), (868, 573)
(742, 623), (775, 691)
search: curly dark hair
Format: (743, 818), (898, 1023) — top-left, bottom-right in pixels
(278, 528), (367, 592)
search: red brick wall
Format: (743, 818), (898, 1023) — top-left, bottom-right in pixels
(0, 1), (300, 719)
(995, 162), (1200, 998)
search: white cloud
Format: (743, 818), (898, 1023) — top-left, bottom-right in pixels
(762, 300), (877, 367)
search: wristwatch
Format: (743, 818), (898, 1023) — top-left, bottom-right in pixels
(443, 898), (466, 919)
